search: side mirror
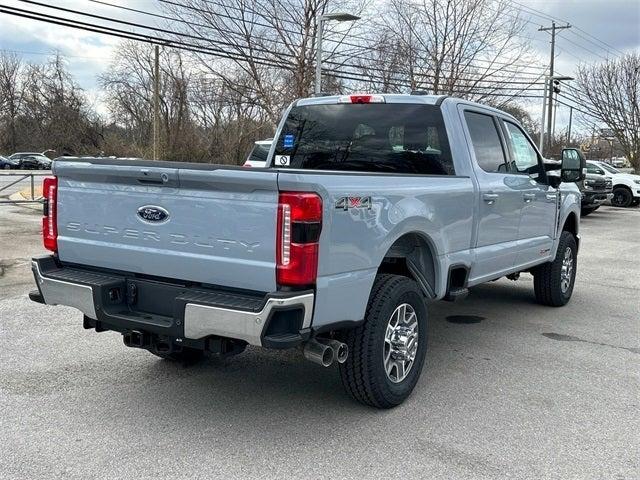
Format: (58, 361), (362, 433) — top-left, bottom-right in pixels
(560, 148), (586, 183)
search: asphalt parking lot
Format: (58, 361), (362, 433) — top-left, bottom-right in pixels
(1, 202), (638, 480)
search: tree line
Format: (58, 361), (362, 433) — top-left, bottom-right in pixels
(0, 0), (637, 167)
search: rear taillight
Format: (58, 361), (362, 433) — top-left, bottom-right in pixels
(276, 192), (322, 287)
(42, 176), (58, 252)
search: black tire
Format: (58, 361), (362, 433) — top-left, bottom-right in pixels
(149, 346), (205, 363)
(581, 206), (597, 216)
(533, 231), (577, 307)
(339, 274), (428, 409)
(611, 186), (633, 208)
(632, 198), (640, 207)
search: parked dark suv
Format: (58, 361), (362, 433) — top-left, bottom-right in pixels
(579, 173), (612, 216)
(545, 153), (612, 217)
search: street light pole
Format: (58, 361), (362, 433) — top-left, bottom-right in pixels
(314, 12), (360, 96)
(314, 17), (325, 96)
(567, 106), (573, 145)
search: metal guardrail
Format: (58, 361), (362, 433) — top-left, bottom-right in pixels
(0, 171), (49, 205)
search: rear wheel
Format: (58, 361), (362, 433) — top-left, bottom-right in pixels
(339, 274), (428, 409)
(611, 186), (633, 208)
(533, 231), (577, 307)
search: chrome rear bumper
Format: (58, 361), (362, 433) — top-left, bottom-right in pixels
(31, 255), (313, 347)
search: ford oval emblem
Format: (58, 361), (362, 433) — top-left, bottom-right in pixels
(137, 205), (169, 224)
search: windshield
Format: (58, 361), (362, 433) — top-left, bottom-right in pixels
(247, 143), (270, 163)
(274, 103), (454, 175)
(598, 162), (620, 174)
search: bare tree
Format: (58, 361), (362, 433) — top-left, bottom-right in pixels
(363, 0), (540, 102)
(100, 41), (274, 164)
(576, 52), (640, 169)
(162, 0), (368, 123)
(0, 53), (25, 152)
(190, 75), (273, 164)
(100, 42), (199, 160)
(0, 53), (100, 155)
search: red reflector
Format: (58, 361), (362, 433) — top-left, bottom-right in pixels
(277, 192), (322, 286)
(42, 176), (58, 252)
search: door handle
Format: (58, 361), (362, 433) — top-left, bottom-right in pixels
(523, 193), (536, 203)
(483, 193), (499, 204)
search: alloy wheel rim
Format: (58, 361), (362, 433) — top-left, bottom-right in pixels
(384, 303), (419, 383)
(560, 247), (574, 293)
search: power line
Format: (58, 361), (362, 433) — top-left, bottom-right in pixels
(0, 5), (290, 70)
(505, 0), (625, 57)
(88, 0), (546, 82)
(0, 47), (103, 59)
(556, 33), (610, 62)
(9, 1), (548, 92)
(153, 0), (549, 76)
(0, 5), (545, 98)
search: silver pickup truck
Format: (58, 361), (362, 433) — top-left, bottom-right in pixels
(30, 94), (585, 408)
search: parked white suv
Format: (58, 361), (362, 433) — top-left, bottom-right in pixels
(586, 161), (640, 207)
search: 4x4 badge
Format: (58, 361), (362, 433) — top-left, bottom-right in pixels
(335, 196), (372, 211)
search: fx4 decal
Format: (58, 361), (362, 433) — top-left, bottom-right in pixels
(335, 196), (372, 211)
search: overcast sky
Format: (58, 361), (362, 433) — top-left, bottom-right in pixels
(1, 0), (639, 129)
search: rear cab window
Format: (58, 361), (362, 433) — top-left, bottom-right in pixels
(273, 103), (455, 175)
(463, 111), (509, 173)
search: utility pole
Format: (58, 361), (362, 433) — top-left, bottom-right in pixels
(153, 44), (160, 161)
(538, 21), (571, 152)
(567, 106), (573, 145)
(539, 77), (548, 153)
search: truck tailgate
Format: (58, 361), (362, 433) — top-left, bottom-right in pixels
(54, 160), (278, 292)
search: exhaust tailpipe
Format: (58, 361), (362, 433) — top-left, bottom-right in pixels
(317, 338), (348, 364)
(303, 338), (334, 367)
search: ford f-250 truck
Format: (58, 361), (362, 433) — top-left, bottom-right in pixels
(29, 94), (585, 408)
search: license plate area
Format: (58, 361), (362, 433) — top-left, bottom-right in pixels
(124, 278), (189, 319)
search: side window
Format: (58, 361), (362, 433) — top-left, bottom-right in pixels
(586, 164), (604, 175)
(503, 121), (540, 174)
(464, 111), (508, 173)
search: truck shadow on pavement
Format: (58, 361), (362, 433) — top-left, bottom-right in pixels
(115, 278), (549, 419)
